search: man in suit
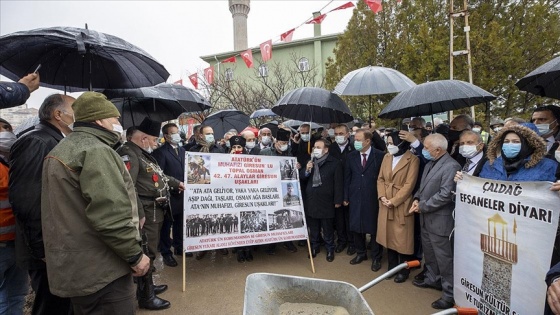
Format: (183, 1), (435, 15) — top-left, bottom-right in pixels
(329, 124), (356, 255)
(531, 105), (560, 159)
(241, 129), (260, 155)
(457, 130), (487, 176)
(343, 129), (385, 272)
(409, 133), (461, 310)
(447, 114), (474, 167)
(153, 123), (190, 267)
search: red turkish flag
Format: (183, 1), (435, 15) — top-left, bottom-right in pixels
(173, 79), (183, 85)
(364, 0), (382, 14)
(260, 40), (272, 62)
(306, 13), (327, 24)
(188, 73), (198, 89)
(241, 49), (253, 68)
(204, 66), (214, 84)
(329, 2), (354, 12)
(280, 28), (295, 43)
(223, 56), (236, 63)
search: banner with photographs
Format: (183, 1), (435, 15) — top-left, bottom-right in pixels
(183, 152), (308, 252)
(454, 174), (559, 314)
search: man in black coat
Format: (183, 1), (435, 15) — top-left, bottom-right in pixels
(329, 124), (356, 255)
(153, 123), (190, 266)
(9, 94), (75, 315)
(241, 129), (260, 155)
(301, 139), (343, 262)
(188, 125), (224, 154)
(343, 129), (385, 272)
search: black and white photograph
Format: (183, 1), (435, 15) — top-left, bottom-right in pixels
(281, 181), (301, 207)
(185, 213), (238, 237)
(279, 159), (298, 180)
(268, 209), (305, 231)
(239, 211), (267, 234)
(187, 155), (211, 184)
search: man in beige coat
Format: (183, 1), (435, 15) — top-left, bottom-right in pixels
(377, 132), (419, 283)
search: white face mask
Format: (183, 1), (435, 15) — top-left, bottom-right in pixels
(536, 120), (557, 136)
(459, 144), (480, 159)
(312, 148), (324, 159)
(493, 127), (502, 133)
(112, 124), (124, 135)
(245, 141), (255, 149)
(335, 135), (346, 145)
(169, 133), (181, 144)
(327, 128), (335, 137)
(278, 144), (288, 152)
(387, 144), (399, 155)
(555, 151), (560, 163)
(0, 131), (16, 153)
(472, 127), (481, 133)
(300, 134), (310, 142)
(261, 136), (271, 145)
(204, 134), (215, 144)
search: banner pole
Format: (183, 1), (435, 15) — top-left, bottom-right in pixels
(306, 238), (315, 273)
(182, 251), (186, 292)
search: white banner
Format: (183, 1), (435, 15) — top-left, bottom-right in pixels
(183, 152), (308, 252)
(455, 174), (559, 315)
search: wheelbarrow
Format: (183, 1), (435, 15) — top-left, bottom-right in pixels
(243, 261), (478, 315)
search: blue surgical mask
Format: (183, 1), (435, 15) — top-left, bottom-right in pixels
(502, 143), (521, 158)
(354, 141), (363, 151)
(422, 149), (434, 161)
(205, 134), (215, 144)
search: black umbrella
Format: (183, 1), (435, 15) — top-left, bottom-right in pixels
(272, 87), (353, 124)
(202, 110), (250, 139)
(260, 120), (279, 137)
(516, 56), (560, 100)
(112, 97), (186, 129)
(378, 80), (496, 119)
(0, 26), (169, 90)
(153, 83), (211, 113)
(250, 108), (277, 119)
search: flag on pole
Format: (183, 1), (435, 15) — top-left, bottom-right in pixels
(306, 14), (327, 24)
(222, 56), (236, 63)
(364, 0), (382, 14)
(204, 66), (214, 85)
(328, 2), (354, 12)
(173, 79), (183, 85)
(260, 40), (273, 62)
(188, 73), (198, 89)
(241, 49), (254, 68)
(280, 28), (295, 43)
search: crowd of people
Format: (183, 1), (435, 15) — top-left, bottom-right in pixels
(1, 74), (560, 313)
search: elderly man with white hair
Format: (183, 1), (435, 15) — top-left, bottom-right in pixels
(409, 133), (461, 310)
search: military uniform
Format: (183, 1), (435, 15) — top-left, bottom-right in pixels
(118, 141), (180, 263)
(283, 194), (300, 206)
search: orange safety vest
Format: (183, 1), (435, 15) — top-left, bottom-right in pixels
(0, 162), (15, 241)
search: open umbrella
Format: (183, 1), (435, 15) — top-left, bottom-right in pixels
(333, 66), (416, 121)
(272, 87), (353, 124)
(281, 120), (322, 130)
(112, 97), (186, 129)
(202, 110), (250, 139)
(153, 83), (211, 113)
(516, 56), (560, 100)
(250, 108), (277, 119)
(0, 26), (169, 91)
(378, 80), (496, 119)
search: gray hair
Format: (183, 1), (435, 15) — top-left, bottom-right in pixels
(258, 128), (271, 136)
(224, 131), (237, 138)
(38, 94), (66, 121)
(460, 130), (483, 144)
(298, 123), (310, 131)
(425, 133), (448, 151)
(453, 114), (475, 129)
(412, 117), (426, 127)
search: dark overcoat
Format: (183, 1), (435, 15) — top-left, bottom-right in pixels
(152, 142), (185, 215)
(300, 154), (343, 219)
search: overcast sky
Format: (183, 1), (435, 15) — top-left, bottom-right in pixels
(0, 0), (354, 108)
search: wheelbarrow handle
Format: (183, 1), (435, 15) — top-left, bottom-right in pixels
(358, 260), (420, 293)
(431, 307), (478, 315)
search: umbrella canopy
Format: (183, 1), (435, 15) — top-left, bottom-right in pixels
(272, 87), (353, 124)
(282, 120), (322, 130)
(260, 120), (279, 137)
(153, 83), (211, 113)
(378, 80), (496, 119)
(250, 108), (277, 119)
(516, 56), (560, 100)
(333, 65), (416, 96)
(0, 26), (169, 90)
(112, 97), (186, 129)
(202, 110), (250, 139)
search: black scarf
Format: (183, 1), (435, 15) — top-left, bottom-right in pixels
(500, 131), (534, 176)
(388, 131), (410, 157)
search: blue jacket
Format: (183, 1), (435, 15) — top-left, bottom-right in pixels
(480, 156), (557, 182)
(0, 82), (30, 109)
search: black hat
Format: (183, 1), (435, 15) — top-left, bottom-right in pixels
(474, 121), (483, 127)
(137, 117), (161, 137)
(426, 122), (432, 127)
(276, 128), (291, 141)
(229, 136), (246, 147)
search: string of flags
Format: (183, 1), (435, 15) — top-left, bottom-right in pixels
(182, 0), (390, 87)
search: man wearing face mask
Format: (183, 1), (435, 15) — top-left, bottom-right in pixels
(446, 114), (474, 167)
(9, 93), (75, 315)
(189, 125), (224, 154)
(41, 92), (151, 313)
(0, 118), (28, 315)
(118, 117), (184, 310)
(472, 121), (489, 144)
(258, 127), (273, 150)
(152, 123), (190, 267)
(456, 130), (487, 177)
(531, 105), (560, 160)
(329, 124), (356, 255)
(241, 130), (260, 155)
(301, 139), (343, 262)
